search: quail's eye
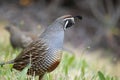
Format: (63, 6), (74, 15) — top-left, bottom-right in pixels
(64, 19), (75, 29)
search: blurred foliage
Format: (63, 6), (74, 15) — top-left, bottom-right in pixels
(0, 0), (120, 59)
(0, 43), (119, 80)
(0, 1), (120, 79)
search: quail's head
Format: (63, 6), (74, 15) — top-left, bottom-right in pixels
(42, 15), (82, 39)
(55, 15), (82, 30)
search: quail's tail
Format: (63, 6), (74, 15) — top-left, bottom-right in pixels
(0, 60), (14, 67)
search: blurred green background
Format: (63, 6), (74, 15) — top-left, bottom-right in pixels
(0, 0), (120, 79)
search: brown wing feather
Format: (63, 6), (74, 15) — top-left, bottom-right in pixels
(13, 39), (48, 71)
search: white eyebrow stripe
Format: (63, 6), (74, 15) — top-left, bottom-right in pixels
(63, 18), (75, 24)
(64, 17), (74, 21)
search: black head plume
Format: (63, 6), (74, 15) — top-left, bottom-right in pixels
(74, 16), (82, 20)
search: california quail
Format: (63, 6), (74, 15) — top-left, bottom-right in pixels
(5, 25), (38, 49)
(1, 15), (82, 80)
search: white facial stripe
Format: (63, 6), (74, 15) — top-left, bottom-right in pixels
(65, 20), (69, 27)
(64, 20), (69, 30)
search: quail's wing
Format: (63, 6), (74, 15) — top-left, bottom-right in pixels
(13, 39), (49, 70)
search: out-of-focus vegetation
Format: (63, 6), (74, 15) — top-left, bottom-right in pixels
(0, 41), (120, 80)
(0, 0), (120, 60)
(0, 0), (120, 79)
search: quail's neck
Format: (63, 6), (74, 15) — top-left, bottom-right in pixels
(40, 22), (64, 50)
